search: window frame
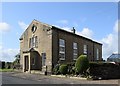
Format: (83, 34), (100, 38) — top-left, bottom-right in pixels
(83, 44), (87, 54)
(73, 42), (78, 60)
(29, 36), (38, 48)
(59, 39), (65, 60)
(96, 48), (99, 60)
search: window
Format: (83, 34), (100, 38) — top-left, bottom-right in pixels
(29, 36), (38, 48)
(59, 39), (65, 47)
(29, 38), (32, 48)
(31, 25), (37, 33)
(35, 36), (38, 47)
(73, 42), (78, 60)
(83, 45), (87, 54)
(96, 48), (99, 60)
(32, 36), (35, 47)
(59, 39), (65, 60)
(42, 53), (46, 66)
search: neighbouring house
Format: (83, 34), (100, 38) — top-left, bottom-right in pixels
(107, 53), (120, 63)
(19, 19), (102, 73)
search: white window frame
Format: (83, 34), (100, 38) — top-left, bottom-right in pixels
(73, 42), (78, 60)
(29, 36), (38, 48)
(59, 39), (65, 60)
(83, 44), (87, 54)
(33, 36), (36, 47)
(96, 48), (99, 60)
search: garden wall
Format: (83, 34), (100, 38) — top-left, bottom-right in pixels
(89, 63), (120, 79)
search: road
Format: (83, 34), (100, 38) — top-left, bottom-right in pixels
(1, 72), (119, 86)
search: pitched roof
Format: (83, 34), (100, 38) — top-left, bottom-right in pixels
(52, 26), (102, 45)
(108, 54), (120, 59)
(19, 19), (102, 45)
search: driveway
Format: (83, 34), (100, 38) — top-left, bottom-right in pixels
(1, 72), (120, 86)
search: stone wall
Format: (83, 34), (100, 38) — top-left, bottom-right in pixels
(89, 63), (120, 79)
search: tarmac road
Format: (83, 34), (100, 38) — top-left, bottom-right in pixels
(1, 72), (119, 86)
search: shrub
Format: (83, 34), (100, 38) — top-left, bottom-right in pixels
(53, 64), (60, 75)
(1, 62), (5, 69)
(6, 65), (11, 69)
(66, 62), (75, 75)
(59, 64), (68, 75)
(75, 55), (89, 74)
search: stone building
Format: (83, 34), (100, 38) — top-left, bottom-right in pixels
(19, 19), (102, 73)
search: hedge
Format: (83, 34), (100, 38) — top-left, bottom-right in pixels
(75, 55), (89, 74)
(59, 64), (68, 75)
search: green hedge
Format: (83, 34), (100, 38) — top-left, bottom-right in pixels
(75, 55), (89, 74)
(53, 64), (60, 75)
(59, 64), (68, 75)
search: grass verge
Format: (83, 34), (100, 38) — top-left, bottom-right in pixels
(0, 69), (13, 72)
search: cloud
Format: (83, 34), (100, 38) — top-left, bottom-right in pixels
(18, 21), (28, 30)
(0, 22), (10, 32)
(62, 27), (93, 39)
(101, 20), (119, 60)
(57, 20), (68, 24)
(53, 24), (93, 39)
(73, 22), (79, 27)
(77, 28), (93, 39)
(62, 27), (72, 32)
(0, 46), (19, 62)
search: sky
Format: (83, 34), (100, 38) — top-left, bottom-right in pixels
(0, 2), (119, 62)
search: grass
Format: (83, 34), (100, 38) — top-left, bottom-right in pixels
(0, 69), (14, 72)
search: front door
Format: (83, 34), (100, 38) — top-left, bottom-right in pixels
(24, 56), (29, 71)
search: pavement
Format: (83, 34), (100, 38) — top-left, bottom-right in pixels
(1, 71), (120, 85)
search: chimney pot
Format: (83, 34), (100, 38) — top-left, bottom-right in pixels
(72, 27), (75, 34)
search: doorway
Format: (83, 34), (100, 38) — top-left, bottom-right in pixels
(24, 56), (29, 71)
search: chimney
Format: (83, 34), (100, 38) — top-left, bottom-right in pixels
(72, 27), (75, 34)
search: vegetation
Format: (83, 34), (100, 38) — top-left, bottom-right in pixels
(13, 53), (21, 69)
(67, 62), (75, 75)
(75, 55), (89, 75)
(0, 69), (13, 72)
(59, 64), (68, 75)
(53, 64), (60, 75)
(1, 61), (5, 69)
(52, 55), (120, 80)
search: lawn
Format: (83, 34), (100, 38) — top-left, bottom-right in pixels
(0, 69), (13, 72)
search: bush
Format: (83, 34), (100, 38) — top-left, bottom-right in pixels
(67, 63), (76, 75)
(5, 62), (12, 69)
(59, 64), (68, 75)
(75, 55), (89, 74)
(1, 62), (5, 69)
(6, 65), (11, 69)
(53, 64), (60, 75)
